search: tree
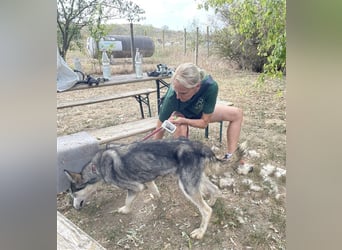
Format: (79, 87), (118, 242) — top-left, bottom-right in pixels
(57, 0), (145, 59)
(199, 0), (286, 77)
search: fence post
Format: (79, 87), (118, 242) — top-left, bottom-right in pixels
(184, 28), (187, 56)
(207, 26), (210, 58)
(195, 27), (199, 65)
(130, 22), (135, 72)
(162, 29), (165, 50)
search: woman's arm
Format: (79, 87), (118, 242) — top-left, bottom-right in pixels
(170, 113), (212, 129)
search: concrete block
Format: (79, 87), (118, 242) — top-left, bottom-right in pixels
(57, 131), (99, 193)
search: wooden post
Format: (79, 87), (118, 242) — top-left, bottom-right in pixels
(130, 22), (135, 72)
(162, 29), (165, 50)
(207, 26), (210, 57)
(195, 27), (199, 65)
(184, 28), (187, 55)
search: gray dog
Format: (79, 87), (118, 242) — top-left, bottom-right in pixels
(65, 138), (244, 239)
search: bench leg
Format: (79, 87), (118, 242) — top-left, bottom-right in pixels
(135, 94), (152, 119)
(146, 95), (152, 117)
(205, 125), (209, 139)
(204, 122), (223, 143)
(135, 95), (145, 119)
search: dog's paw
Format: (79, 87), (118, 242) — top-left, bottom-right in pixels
(190, 228), (205, 239)
(118, 206), (131, 214)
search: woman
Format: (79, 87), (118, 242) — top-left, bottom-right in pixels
(154, 62), (243, 160)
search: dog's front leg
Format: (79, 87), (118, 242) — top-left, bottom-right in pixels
(179, 181), (212, 239)
(118, 190), (138, 214)
(189, 193), (212, 240)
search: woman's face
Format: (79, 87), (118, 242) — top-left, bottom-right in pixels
(172, 80), (200, 102)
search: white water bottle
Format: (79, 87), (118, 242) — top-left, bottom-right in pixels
(135, 48), (143, 78)
(73, 58), (82, 71)
(102, 50), (111, 80)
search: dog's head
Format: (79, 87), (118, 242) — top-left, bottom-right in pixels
(64, 161), (101, 210)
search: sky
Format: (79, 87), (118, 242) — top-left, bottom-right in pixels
(116, 0), (215, 31)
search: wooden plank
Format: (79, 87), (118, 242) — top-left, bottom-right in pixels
(57, 211), (106, 250)
(57, 88), (156, 109)
(87, 117), (158, 144)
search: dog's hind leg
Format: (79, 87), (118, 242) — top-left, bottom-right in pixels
(118, 189), (139, 214)
(200, 174), (221, 206)
(118, 182), (145, 214)
(179, 180), (212, 240)
(145, 181), (161, 198)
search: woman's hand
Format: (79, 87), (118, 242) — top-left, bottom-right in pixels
(169, 115), (187, 125)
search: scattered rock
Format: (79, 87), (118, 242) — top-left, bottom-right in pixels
(219, 177), (235, 189)
(237, 216), (246, 224)
(250, 184), (262, 192)
(275, 193), (286, 200)
(260, 164), (276, 177)
(248, 150), (260, 158)
(242, 178), (253, 186)
(274, 167), (286, 178)
(236, 164), (254, 175)
(263, 177), (279, 194)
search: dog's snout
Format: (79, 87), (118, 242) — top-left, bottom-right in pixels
(73, 199), (85, 210)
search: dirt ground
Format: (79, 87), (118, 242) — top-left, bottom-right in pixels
(57, 57), (286, 249)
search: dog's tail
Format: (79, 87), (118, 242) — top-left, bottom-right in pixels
(205, 142), (247, 176)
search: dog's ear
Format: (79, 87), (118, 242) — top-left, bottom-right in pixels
(64, 170), (82, 184)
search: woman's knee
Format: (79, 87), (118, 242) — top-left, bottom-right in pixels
(214, 105), (243, 122)
(235, 107), (243, 121)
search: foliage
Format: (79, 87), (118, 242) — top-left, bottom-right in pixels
(199, 0), (286, 78)
(212, 21), (267, 72)
(57, 0), (145, 59)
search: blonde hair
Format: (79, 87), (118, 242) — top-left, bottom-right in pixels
(171, 63), (206, 89)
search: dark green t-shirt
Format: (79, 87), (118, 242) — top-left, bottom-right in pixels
(159, 75), (218, 121)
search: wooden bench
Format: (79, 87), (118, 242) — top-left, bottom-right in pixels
(57, 88), (157, 118)
(57, 211), (106, 250)
(87, 117), (158, 144)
